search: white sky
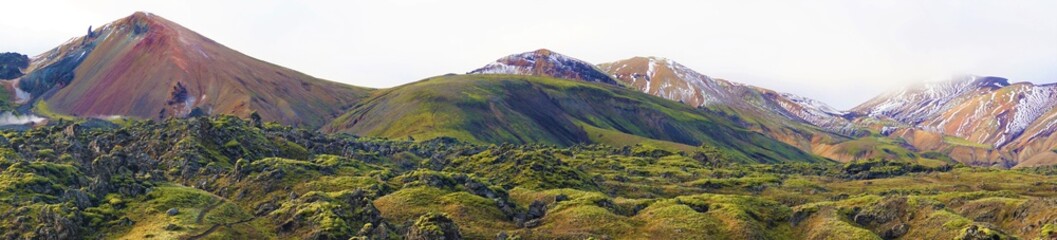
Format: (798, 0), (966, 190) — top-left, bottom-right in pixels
(3, 0), (1056, 109)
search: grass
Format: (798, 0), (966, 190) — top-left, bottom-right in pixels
(943, 136), (993, 149)
(30, 100), (77, 122)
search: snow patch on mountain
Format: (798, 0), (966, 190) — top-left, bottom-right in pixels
(1007, 84), (1057, 140)
(469, 49), (617, 84)
(859, 76), (1009, 124)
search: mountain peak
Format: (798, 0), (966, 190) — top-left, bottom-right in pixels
(468, 49), (617, 85)
(968, 76), (1010, 89)
(531, 48), (554, 55)
(109, 11), (164, 33)
(126, 11), (154, 22)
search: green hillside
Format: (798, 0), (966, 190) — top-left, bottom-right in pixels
(324, 74), (825, 164)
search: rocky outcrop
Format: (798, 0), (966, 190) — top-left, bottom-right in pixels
(405, 212), (462, 240)
(0, 52), (29, 80)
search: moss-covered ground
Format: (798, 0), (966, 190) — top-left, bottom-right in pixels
(1, 116), (1056, 239)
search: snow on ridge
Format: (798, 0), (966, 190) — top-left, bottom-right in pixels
(779, 92), (845, 116)
(1006, 84), (1057, 141)
(864, 75), (988, 122)
(470, 62), (520, 75)
(646, 58), (656, 81)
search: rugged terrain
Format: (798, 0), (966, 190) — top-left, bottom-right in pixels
(2, 117), (1057, 239)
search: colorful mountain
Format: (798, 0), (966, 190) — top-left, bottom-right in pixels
(852, 75), (1057, 167)
(7, 12), (369, 128)
(595, 57), (919, 163)
(598, 56), (856, 135)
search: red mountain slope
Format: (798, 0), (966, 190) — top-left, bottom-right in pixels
(14, 12), (369, 128)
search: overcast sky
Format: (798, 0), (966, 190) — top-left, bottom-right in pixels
(3, 0), (1055, 109)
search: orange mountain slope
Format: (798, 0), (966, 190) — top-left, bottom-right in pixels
(853, 76), (1057, 167)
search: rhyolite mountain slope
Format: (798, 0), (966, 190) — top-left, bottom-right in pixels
(599, 57), (856, 135)
(596, 57), (918, 162)
(469, 49), (618, 85)
(323, 74), (826, 164)
(5, 12), (369, 128)
(852, 75), (1057, 167)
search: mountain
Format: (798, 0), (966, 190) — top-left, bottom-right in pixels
(598, 56), (855, 134)
(469, 49), (618, 85)
(852, 75), (1057, 167)
(4, 12), (369, 128)
(323, 74), (826, 164)
(595, 57), (921, 163)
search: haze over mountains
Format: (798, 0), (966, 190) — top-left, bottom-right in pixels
(3, 12), (1056, 168)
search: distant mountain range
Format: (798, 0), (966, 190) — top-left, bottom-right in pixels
(2, 12), (1055, 167)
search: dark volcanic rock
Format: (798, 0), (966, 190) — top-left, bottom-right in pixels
(406, 212), (462, 240)
(0, 52), (29, 80)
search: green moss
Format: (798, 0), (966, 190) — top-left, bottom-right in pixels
(31, 100), (77, 121)
(633, 199), (725, 238)
(1042, 223), (1057, 237)
(938, 211), (971, 230)
(374, 186), (512, 239)
(933, 190), (1020, 203)
(145, 185), (217, 212)
(223, 139), (240, 148)
(273, 137), (310, 160)
(447, 148), (596, 190)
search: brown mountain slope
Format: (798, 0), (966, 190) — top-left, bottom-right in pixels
(598, 57), (857, 134)
(12, 12), (369, 128)
(852, 76), (1057, 167)
(597, 57), (914, 162)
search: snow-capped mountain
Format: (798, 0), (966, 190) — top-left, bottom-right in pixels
(853, 75), (1057, 167)
(853, 76), (1012, 125)
(599, 56), (736, 107)
(598, 56), (856, 135)
(469, 49), (617, 85)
